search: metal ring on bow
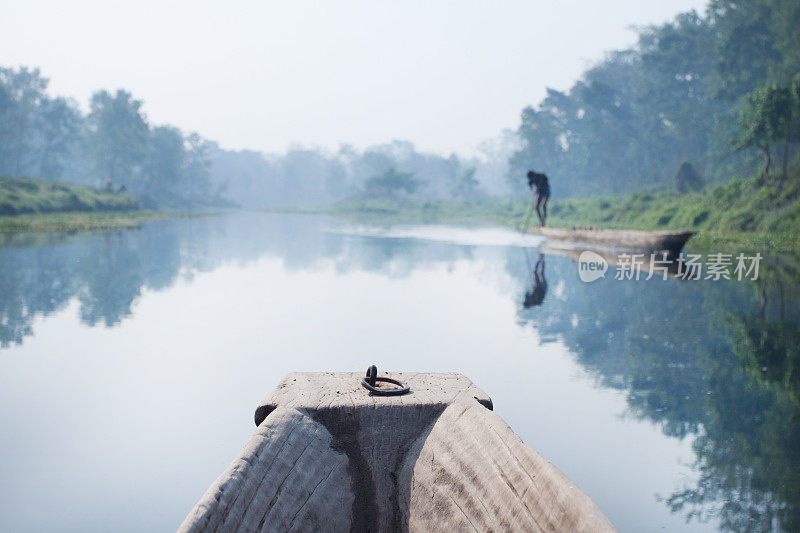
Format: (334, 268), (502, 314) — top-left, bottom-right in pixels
(361, 365), (410, 396)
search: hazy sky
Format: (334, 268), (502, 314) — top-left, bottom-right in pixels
(2, 1), (708, 155)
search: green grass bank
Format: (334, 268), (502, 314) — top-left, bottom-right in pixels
(546, 174), (799, 250)
(332, 172), (800, 251)
(0, 176), (190, 232)
(0, 176), (139, 216)
(0, 211), (188, 232)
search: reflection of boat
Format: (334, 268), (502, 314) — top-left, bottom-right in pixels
(540, 227), (695, 259)
(180, 372), (616, 532)
(542, 244), (695, 279)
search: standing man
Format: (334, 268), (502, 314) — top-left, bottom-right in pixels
(527, 170), (550, 227)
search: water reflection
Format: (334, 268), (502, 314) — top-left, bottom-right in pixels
(0, 228), (183, 345)
(541, 243), (697, 279)
(523, 251), (547, 308)
(1, 214), (496, 348)
(516, 246), (800, 531)
(0, 213), (798, 531)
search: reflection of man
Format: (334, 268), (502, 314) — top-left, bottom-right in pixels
(523, 253), (547, 308)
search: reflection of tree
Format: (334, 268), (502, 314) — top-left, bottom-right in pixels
(0, 222), (211, 345)
(733, 313), (800, 403)
(681, 290), (800, 532)
(0, 235), (80, 347)
(6, 217), (799, 530)
(515, 253), (800, 531)
(0, 222), (198, 345)
(76, 232), (166, 326)
(0, 214), (475, 347)
(661, 331), (800, 531)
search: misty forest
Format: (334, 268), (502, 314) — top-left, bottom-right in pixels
(2, 1), (800, 532)
(1, 0), (799, 212)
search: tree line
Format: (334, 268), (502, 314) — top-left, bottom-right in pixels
(0, 66), (515, 209)
(3, 0), (798, 207)
(510, 0), (800, 197)
(0, 68), (216, 207)
(211, 139), (502, 208)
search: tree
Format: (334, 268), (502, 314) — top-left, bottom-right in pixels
(709, 0), (782, 100)
(0, 67), (48, 175)
(737, 86), (772, 181)
(364, 167), (419, 197)
(144, 125), (185, 194)
(0, 74), (18, 174)
(86, 89), (148, 186)
(509, 0), (800, 197)
(452, 167), (481, 200)
(280, 148), (338, 205)
(790, 73), (800, 175)
(183, 132), (212, 198)
(737, 83), (795, 181)
(710, 0), (800, 99)
(510, 93), (569, 195)
(33, 97), (81, 180)
(638, 11), (718, 168)
(0, 65), (229, 205)
(769, 85), (796, 180)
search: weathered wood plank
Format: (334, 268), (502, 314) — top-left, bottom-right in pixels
(179, 407), (352, 533)
(179, 372), (615, 532)
(541, 226), (695, 258)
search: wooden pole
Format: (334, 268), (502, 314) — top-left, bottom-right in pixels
(520, 199), (536, 234)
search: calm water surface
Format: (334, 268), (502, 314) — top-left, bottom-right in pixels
(0, 212), (798, 532)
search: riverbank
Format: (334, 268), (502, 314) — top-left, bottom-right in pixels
(331, 173), (800, 252)
(0, 176), (211, 232)
(546, 174), (799, 251)
(0, 176), (139, 215)
(0, 211), (193, 232)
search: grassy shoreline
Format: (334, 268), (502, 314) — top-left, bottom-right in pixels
(0, 176), (139, 215)
(328, 173), (800, 253)
(0, 176), (213, 233)
(328, 203), (797, 252)
(0, 211), (197, 232)
(326, 194), (800, 294)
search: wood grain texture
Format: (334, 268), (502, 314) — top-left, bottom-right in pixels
(178, 407), (352, 533)
(179, 372), (616, 532)
(540, 226), (694, 257)
(399, 402), (615, 532)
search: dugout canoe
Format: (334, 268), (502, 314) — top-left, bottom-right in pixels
(179, 371), (616, 532)
(540, 227), (695, 258)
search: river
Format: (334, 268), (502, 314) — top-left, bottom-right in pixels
(0, 212), (797, 532)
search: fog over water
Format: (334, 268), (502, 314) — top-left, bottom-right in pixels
(1, 213), (797, 531)
(2, 3), (799, 530)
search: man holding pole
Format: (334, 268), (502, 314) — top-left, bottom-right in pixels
(524, 170), (550, 229)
